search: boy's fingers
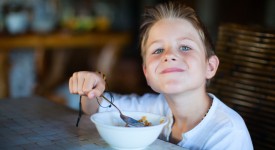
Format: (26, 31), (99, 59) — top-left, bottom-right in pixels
(69, 71), (106, 98)
(69, 77), (73, 93)
(83, 73), (97, 94)
(76, 73), (85, 95)
(87, 81), (105, 99)
(71, 73), (79, 94)
(87, 91), (95, 99)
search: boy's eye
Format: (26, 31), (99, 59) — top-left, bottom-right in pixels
(153, 48), (164, 54)
(179, 46), (191, 51)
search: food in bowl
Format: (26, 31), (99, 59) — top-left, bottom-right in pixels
(91, 111), (168, 150)
(138, 116), (152, 126)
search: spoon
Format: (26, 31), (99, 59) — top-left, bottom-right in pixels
(101, 95), (145, 127)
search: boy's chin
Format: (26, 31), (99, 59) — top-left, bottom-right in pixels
(148, 81), (186, 94)
(157, 87), (184, 94)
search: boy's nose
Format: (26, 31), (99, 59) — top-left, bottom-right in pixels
(164, 49), (177, 62)
(164, 57), (176, 62)
(163, 51), (177, 62)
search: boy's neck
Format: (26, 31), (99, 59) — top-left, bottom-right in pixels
(165, 91), (212, 132)
(166, 91), (212, 144)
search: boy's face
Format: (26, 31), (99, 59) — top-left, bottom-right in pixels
(142, 18), (218, 94)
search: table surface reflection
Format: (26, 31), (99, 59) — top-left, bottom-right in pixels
(0, 97), (186, 150)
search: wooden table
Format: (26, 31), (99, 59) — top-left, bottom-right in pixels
(0, 96), (187, 150)
(0, 32), (131, 98)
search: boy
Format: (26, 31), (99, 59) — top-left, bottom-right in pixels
(69, 2), (253, 149)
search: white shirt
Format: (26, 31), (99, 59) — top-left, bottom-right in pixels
(98, 93), (253, 150)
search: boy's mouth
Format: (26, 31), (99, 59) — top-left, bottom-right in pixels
(160, 67), (184, 74)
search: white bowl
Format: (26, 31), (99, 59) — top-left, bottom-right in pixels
(90, 111), (168, 150)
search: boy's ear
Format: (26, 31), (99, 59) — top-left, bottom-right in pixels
(206, 55), (219, 79)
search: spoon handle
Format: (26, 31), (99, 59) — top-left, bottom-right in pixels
(101, 95), (122, 114)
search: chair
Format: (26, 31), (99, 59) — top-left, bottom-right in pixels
(208, 23), (275, 149)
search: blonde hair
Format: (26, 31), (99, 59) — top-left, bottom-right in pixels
(139, 2), (215, 60)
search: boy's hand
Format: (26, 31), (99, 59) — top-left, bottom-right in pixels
(69, 71), (106, 99)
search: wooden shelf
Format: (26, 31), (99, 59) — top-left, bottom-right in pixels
(0, 32), (132, 98)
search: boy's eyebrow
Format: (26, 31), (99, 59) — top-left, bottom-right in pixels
(177, 36), (195, 41)
(147, 37), (190, 45)
(146, 36), (198, 48)
(146, 40), (163, 47)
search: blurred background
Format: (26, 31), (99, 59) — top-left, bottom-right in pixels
(0, 0), (274, 149)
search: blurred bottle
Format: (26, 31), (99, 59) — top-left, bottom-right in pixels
(3, 1), (30, 35)
(30, 0), (58, 33)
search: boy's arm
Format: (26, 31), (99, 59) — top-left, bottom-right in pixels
(81, 96), (102, 115)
